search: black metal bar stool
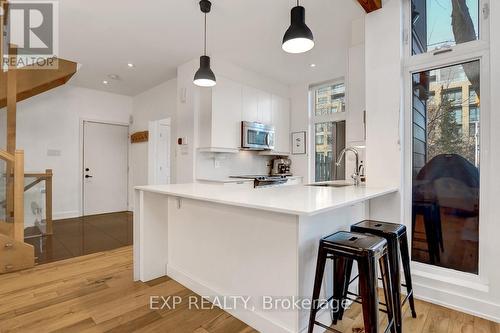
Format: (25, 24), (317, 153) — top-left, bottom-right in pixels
(350, 220), (417, 333)
(412, 201), (444, 264)
(308, 231), (396, 333)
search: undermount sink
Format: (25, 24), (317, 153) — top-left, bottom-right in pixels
(306, 182), (353, 188)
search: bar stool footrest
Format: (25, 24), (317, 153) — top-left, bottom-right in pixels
(313, 320), (343, 333)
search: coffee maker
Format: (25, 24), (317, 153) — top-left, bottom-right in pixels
(271, 157), (292, 176)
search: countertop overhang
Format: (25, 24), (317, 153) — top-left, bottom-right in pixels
(135, 183), (399, 216)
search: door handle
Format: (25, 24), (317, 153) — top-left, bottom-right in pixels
(85, 175), (93, 178)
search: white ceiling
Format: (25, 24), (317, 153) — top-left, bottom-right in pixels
(60, 0), (364, 96)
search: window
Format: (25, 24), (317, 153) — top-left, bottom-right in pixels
(453, 108), (463, 125)
(408, 0), (487, 277)
(311, 81), (347, 182)
(469, 107), (479, 122)
(314, 83), (345, 116)
(315, 133), (324, 145)
(314, 122), (345, 182)
(411, 61), (480, 274)
(443, 88), (462, 105)
(411, 0), (480, 55)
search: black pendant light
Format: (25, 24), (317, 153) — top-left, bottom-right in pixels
(194, 0), (216, 87)
(282, 0), (314, 54)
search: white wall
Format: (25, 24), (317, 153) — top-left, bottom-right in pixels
(365, 0), (403, 223)
(130, 78), (177, 207)
(176, 59), (200, 184)
(3, 85), (132, 224)
(176, 58), (290, 183)
(289, 18), (365, 183)
(289, 83), (311, 181)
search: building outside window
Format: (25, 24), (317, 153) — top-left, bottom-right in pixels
(314, 83), (346, 116)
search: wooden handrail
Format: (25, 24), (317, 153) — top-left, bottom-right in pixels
(12, 150), (24, 242)
(24, 172), (53, 179)
(0, 150), (14, 162)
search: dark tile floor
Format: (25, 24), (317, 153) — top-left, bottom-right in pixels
(24, 211), (133, 265)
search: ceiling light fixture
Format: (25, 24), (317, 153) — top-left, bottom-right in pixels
(102, 80), (109, 85)
(282, 0), (314, 54)
(127, 63), (135, 68)
(193, 0), (216, 87)
(310, 63), (316, 68)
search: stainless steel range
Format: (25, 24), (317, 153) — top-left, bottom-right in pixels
(230, 175), (288, 188)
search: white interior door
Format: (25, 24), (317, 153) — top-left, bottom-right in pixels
(83, 121), (129, 216)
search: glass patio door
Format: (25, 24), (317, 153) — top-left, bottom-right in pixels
(411, 61), (480, 274)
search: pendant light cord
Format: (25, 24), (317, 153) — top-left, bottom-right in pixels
(204, 13), (207, 56)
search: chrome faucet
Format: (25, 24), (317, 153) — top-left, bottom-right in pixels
(335, 147), (361, 186)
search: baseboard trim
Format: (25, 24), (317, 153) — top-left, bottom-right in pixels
(413, 281), (500, 323)
(53, 210), (80, 220)
(167, 264), (296, 333)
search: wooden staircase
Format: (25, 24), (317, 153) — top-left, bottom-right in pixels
(0, 1), (76, 273)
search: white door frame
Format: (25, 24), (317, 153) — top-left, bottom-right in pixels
(148, 118), (171, 185)
(79, 118), (130, 217)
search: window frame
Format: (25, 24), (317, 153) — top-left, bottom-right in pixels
(405, 0), (490, 67)
(308, 79), (347, 183)
(402, 0), (491, 286)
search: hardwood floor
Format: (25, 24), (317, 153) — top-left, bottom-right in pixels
(0, 246), (498, 333)
(24, 212), (133, 265)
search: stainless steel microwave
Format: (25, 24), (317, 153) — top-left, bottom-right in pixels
(241, 121), (275, 150)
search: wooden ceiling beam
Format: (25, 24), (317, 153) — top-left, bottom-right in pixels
(0, 58), (78, 108)
(356, 0), (382, 13)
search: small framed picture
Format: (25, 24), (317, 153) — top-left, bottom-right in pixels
(292, 131), (306, 155)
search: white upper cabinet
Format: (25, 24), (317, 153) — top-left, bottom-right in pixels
(242, 85), (260, 123)
(198, 77), (289, 154)
(258, 90), (272, 125)
(347, 44), (366, 145)
(212, 77), (242, 149)
(242, 86), (272, 124)
(199, 76), (242, 152)
(271, 95), (291, 154)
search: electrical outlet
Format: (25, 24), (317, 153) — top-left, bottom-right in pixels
(214, 159), (221, 168)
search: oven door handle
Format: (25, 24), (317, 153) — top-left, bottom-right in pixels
(265, 133), (270, 147)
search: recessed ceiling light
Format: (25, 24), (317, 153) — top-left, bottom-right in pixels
(310, 63), (316, 68)
(127, 63), (135, 68)
(102, 80), (109, 85)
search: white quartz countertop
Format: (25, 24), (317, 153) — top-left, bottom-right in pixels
(135, 183), (398, 216)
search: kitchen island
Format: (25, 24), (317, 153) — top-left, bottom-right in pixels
(134, 183), (398, 333)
